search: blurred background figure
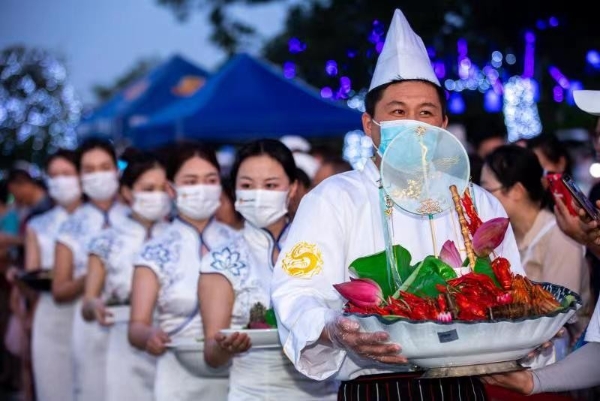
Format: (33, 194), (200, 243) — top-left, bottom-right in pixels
(215, 177), (244, 231)
(312, 156), (352, 188)
(527, 135), (573, 177)
(288, 168), (311, 219)
(280, 135), (321, 180)
(473, 132), (507, 159)
(481, 145), (591, 347)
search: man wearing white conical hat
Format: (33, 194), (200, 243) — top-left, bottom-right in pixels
(271, 9), (525, 400)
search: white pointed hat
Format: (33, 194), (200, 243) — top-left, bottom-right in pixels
(573, 90), (600, 116)
(369, 9), (439, 91)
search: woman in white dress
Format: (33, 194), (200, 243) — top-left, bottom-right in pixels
(129, 143), (234, 401)
(27, 149), (82, 401)
(199, 139), (339, 400)
(52, 138), (129, 401)
(81, 152), (172, 401)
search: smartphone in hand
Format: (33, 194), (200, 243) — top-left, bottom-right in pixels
(561, 174), (599, 221)
(546, 173), (577, 216)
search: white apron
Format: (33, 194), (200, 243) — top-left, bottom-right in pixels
(28, 207), (76, 401)
(57, 202), (129, 401)
(202, 224), (339, 400)
(136, 218), (235, 401)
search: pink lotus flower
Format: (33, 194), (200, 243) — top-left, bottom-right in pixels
(439, 240), (462, 268)
(333, 278), (383, 307)
(472, 217), (510, 257)
(437, 312), (453, 323)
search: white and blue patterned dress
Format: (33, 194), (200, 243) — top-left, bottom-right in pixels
(29, 206), (77, 401)
(200, 223), (339, 400)
(56, 202), (129, 401)
(88, 216), (168, 401)
(135, 217), (236, 401)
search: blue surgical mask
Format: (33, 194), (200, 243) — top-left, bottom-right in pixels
(372, 119), (426, 157)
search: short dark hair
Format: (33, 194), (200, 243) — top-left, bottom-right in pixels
(322, 156), (352, 175)
(77, 137), (117, 171)
(231, 139), (297, 185)
(484, 145), (546, 203)
(45, 149), (79, 172)
(166, 141), (220, 181)
(295, 168), (311, 189)
(364, 79), (447, 118)
(0, 180), (10, 204)
(119, 150), (165, 189)
(526, 134), (573, 176)
(6, 168), (35, 186)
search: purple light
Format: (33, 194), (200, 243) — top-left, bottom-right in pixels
(433, 61), (446, 79)
(566, 81), (583, 105)
(457, 38), (468, 60)
(523, 31), (535, 78)
(587, 50), (600, 67)
(283, 62), (296, 79)
(325, 60), (338, 76)
(346, 49), (358, 58)
(553, 85), (563, 103)
(549, 66), (570, 89)
(536, 20), (547, 30)
(548, 16), (559, 27)
(375, 41), (384, 54)
(459, 58), (471, 80)
(320, 87), (333, 99)
(448, 92), (465, 114)
(340, 76), (351, 92)
(484, 90), (502, 112)
(288, 37), (306, 54)
(427, 47), (436, 58)
(368, 31), (380, 44)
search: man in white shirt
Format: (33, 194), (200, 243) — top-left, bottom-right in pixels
(271, 8), (524, 401)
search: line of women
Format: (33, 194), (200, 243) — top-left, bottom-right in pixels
(27, 137), (338, 401)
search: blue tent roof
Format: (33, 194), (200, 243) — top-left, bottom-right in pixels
(78, 54), (210, 139)
(132, 53), (362, 149)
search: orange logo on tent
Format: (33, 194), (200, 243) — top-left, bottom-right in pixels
(172, 76), (205, 97)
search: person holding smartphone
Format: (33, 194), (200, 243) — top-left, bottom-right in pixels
(481, 90), (600, 396)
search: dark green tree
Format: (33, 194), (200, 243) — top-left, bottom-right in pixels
(0, 46), (81, 169)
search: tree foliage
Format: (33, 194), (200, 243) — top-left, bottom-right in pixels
(156, 0), (284, 55)
(0, 46), (81, 169)
(158, 0), (600, 135)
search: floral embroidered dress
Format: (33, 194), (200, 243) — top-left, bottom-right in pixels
(88, 216), (168, 401)
(56, 202), (129, 401)
(135, 217), (235, 401)
(201, 222), (339, 400)
(29, 206), (79, 401)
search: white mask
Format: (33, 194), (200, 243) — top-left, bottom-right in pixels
(46, 176), (81, 206)
(176, 184), (221, 221)
(132, 191), (171, 222)
(81, 171), (119, 201)
(235, 189), (289, 228)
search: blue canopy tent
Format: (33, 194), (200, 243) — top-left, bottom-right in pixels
(77, 54), (210, 143)
(131, 53), (362, 149)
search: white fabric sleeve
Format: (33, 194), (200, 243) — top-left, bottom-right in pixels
(134, 237), (172, 285)
(55, 218), (79, 254)
(271, 189), (350, 381)
(531, 342), (600, 393)
(199, 237), (247, 290)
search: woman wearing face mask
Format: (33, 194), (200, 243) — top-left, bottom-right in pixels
(129, 142), (234, 401)
(199, 139), (338, 400)
(481, 145), (591, 354)
(52, 138), (128, 401)
(81, 152), (170, 401)
(26, 149), (82, 401)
